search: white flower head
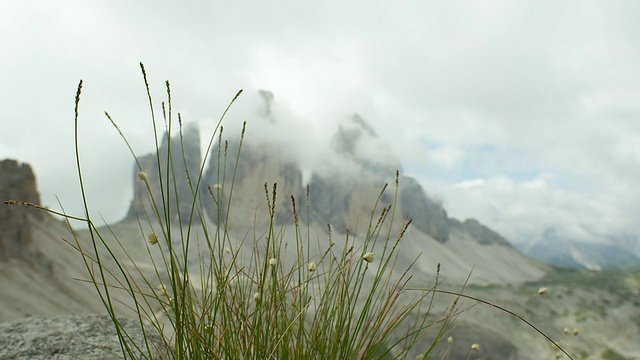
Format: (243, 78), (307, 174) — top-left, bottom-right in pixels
(447, 336), (453, 344)
(253, 292), (261, 303)
(269, 258), (277, 267)
(363, 252), (375, 263)
(538, 287), (548, 295)
(137, 171), (148, 181)
(308, 262), (317, 272)
(471, 343), (480, 351)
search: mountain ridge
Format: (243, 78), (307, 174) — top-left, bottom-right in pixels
(126, 115), (514, 249)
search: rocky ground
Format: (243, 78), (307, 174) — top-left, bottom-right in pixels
(0, 314), (167, 359)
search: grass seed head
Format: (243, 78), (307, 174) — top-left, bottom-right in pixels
(471, 343), (481, 351)
(308, 262), (317, 272)
(148, 233), (159, 245)
(363, 252), (376, 263)
(538, 287), (549, 295)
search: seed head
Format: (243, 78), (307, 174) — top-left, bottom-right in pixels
(148, 233), (159, 245)
(415, 355), (425, 360)
(137, 171), (148, 181)
(308, 262), (317, 272)
(538, 287), (548, 295)
(253, 292), (261, 303)
(269, 258), (277, 267)
(447, 336), (453, 344)
(573, 328), (579, 336)
(563, 327), (571, 335)
(363, 252), (376, 263)
(471, 343), (480, 351)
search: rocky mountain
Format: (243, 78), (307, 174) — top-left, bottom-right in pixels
(0, 160), (119, 321)
(0, 160), (43, 262)
(519, 228), (640, 270)
(203, 139), (304, 229)
(123, 113), (547, 285)
(125, 114), (510, 247)
(127, 123), (203, 225)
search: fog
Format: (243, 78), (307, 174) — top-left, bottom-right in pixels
(1, 1), (639, 252)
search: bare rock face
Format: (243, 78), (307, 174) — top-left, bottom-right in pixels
(127, 124), (203, 225)
(123, 110), (510, 251)
(307, 114), (403, 233)
(0, 159), (43, 261)
(331, 114), (402, 177)
(307, 174), (390, 234)
(399, 176), (450, 243)
(450, 218), (510, 246)
(203, 139), (304, 228)
(307, 115), (450, 241)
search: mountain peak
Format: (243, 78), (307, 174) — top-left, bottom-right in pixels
(0, 159), (43, 261)
(330, 114), (402, 179)
(126, 124), (202, 224)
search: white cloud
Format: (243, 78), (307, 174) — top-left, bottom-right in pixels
(0, 1), (639, 251)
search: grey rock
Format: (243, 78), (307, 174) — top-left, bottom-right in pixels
(0, 159), (43, 261)
(122, 110), (508, 250)
(307, 173), (392, 234)
(127, 124), (203, 225)
(398, 176), (450, 243)
(258, 89), (275, 121)
(203, 139), (304, 228)
(0, 314), (167, 360)
(451, 218), (511, 246)
(331, 114), (402, 177)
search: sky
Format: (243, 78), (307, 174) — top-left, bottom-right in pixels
(1, 1), (639, 252)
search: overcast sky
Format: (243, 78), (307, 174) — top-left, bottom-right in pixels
(2, 1), (639, 249)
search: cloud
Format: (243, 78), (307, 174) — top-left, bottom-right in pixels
(0, 1), (639, 253)
(438, 172), (639, 246)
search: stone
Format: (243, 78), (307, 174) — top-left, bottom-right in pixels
(203, 139), (304, 228)
(0, 314), (168, 359)
(451, 218), (510, 246)
(331, 114), (402, 178)
(0, 159), (42, 261)
(126, 124), (203, 225)
(399, 176), (450, 243)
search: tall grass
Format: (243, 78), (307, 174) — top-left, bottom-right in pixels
(5, 63), (574, 359)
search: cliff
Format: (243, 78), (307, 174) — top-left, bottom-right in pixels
(0, 159), (43, 261)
